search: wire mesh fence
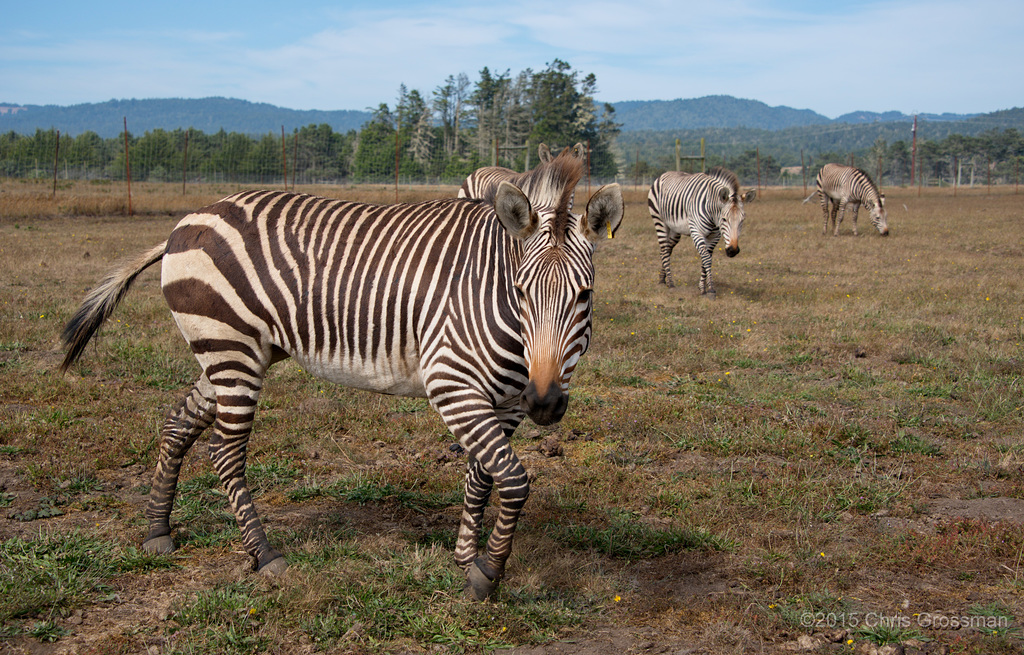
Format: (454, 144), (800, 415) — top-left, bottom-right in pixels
(3, 124), (1021, 198)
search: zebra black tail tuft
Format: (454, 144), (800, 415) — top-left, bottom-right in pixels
(60, 241), (168, 373)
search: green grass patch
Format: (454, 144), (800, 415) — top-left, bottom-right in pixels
(287, 471), (462, 514)
(543, 511), (734, 560)
(0, 531), (171, 629)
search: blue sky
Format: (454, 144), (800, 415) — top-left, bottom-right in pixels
(3, 0), (1021, 118)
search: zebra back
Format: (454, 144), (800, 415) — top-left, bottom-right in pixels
(816, 163), (882, 203)
(457, 165), (518, 200)
(458, 143), (587, 209)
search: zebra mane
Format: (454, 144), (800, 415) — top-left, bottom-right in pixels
(706, 166), (740, 193)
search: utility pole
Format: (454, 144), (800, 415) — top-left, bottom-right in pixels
(910, 115), (917, 189)
(51, 130), (60, 198)
(801, 149), (807, 196)
(123, 117), (133, 217)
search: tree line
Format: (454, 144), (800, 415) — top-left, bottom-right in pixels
(0, 60), (622, 186)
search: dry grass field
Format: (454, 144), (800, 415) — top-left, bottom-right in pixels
(1, 179), (1022, 654)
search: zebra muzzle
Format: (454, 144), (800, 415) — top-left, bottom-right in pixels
(725, 245), (740, 257)
(521, 378), (568, 426)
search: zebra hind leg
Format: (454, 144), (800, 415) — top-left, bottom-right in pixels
(834, 200), (847, 236)
(143, 375), (216, 555)
(658, 232), (680, 288)
(820, 194), (831, 235)
(205, 374), (288, 576)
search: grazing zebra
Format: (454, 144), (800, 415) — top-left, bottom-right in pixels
(60, 149), (624, 600)
(458, 143), (585, 208)
(647, 167), (755, 297)
(816, 163), (889, 236)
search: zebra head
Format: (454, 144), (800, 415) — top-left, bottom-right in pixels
(867, 194), (889, 236)
(492, 175), (623, 426)
(707, 167), (748, 258)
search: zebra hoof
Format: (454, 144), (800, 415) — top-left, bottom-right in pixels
(142, 535), (175, 555)
(706, 291), (716, 300)
(258, 556), (289, 577)
(464, 559), (499, 601)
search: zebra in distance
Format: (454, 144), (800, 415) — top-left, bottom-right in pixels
(60, 149), (624, 600)
(815, 163), (889, 236)
(458, 143), (585, 209)
(647, 167), (755, 297)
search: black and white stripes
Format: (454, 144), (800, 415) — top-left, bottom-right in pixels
(815, 163), (889, 236)
(647, 167), (754, 297)
(61, 147), (624, 600)
(458, 143), (585, 210)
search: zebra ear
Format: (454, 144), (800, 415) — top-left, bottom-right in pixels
(494, 181), (538, 240)
(581, 183), (624, 243)
(743, 189), (757, 203)
(537, 143), (552, 163)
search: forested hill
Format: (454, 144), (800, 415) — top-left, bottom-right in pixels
(0, 97), (373, 138)
(612, 96), (833, 131)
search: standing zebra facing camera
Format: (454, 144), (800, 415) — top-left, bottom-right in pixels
(815, 163), (889, 236)
(60, 147), (624, 601)
(647, 167), (755, 297)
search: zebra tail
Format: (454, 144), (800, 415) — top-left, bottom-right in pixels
(60, 241), (168, 373)
(801, 192), (817, 204)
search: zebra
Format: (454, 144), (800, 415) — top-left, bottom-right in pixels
(458, 143), (585, 209)
(60, 148), (624, 600)
(647, 167), (755, 297)
(815, 163), (889, 236)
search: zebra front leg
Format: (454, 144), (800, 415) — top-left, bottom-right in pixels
(455, 457), (493, 573)
(465, 445), (529, 601)
(143, 375), (216, 554)
(850, 201), (860, 236)
(448, 412), (529, 600)
(692, 234), (716, 298)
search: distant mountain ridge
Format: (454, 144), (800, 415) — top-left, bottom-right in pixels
(832, 109), (979, 124)
(0, 94), (1012, 138)
(0, 97), (372, 138)
(612, 95), (833, 131)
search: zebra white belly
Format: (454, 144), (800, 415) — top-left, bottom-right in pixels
(292, 352), (428, 397)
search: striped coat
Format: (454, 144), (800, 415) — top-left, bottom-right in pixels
(458, 143), (585, 208)
(647, 167), (754, 296)
(61, 149), (624, 600)
(816, 163), (889, 236)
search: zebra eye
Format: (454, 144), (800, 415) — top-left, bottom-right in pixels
(514, 285), (527, 303)
(576, 288), (593, 305)
(719, 189), (729, 202)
